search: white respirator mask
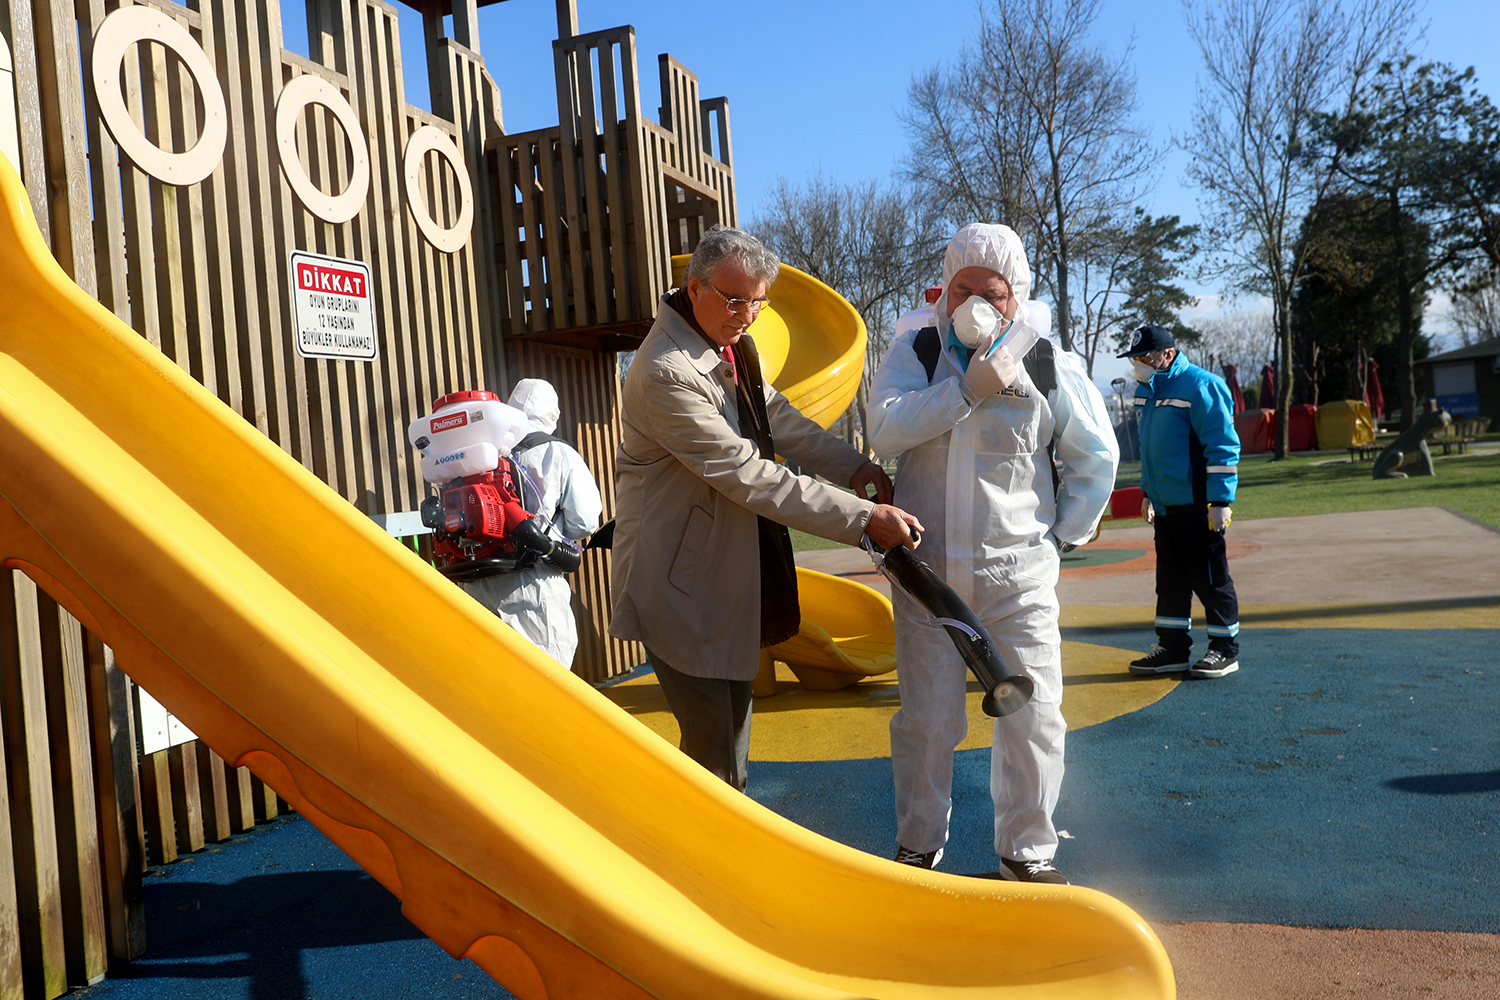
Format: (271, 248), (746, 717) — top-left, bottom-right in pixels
(1131, 358), (1159, 383)
(950, 295), (1004, 349)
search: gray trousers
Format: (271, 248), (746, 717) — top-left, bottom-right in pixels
(647, 649), (753, 792)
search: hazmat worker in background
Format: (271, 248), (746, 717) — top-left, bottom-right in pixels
(868, 223), (1119, 884)
(460, 378), (603, 667)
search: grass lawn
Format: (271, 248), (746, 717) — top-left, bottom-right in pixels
(789, 439), (1500, 551)
(1109, 439), (1500, 530)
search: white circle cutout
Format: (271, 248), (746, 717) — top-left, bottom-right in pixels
(275, 74), (371, 224)
(403, 126), (473, 254)
(91, 7), (228, 186)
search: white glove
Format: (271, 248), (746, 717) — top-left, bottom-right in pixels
(960, 339), (1017, 404)
(1141, 497), (1155, 525)
(1209, 505), (1232, 531)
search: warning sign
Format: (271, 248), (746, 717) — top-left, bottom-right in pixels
(289, 250), (378, 361)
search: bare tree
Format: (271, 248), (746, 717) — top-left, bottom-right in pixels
(902, 0), (1158, 353)
(1182, 0), (1417, 455)
(1195, 310), (1277, 387)
(1449, 281), (1500, 347)
(748, 173), (945, 450)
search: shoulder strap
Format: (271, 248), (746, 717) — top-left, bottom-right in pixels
(1022, 337), (1056, 397)
(913, 326), (941, 384)
(514, 430), (564, 454)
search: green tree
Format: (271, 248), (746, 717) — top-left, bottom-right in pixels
(1108, 213), (1202, 347)
(1315, 57), (1500, 426)
(1289, 192), (1427, 406)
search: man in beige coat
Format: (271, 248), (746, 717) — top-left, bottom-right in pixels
(611, 226), (921, 791)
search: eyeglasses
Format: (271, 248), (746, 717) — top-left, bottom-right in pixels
(707, 282), (768, 316)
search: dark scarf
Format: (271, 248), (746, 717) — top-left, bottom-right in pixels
(668, 289), (801, 647)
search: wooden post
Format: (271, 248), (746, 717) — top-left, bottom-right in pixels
(452, 0), (480, 54)
(195, 744), (232, 843)
(251, 775), (279, 821)
(0, 572), (68, 998)
(138, 751), (176, 867)
(82, 637), (146, 961)
(556, 0), (578, 39)
(0, 669), (25, 996)
(166, 744), (204, 855)
(224, 762), (255, 834)
(37, 601), (107, 986)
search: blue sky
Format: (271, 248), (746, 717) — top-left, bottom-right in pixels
(317, 0), (1500, 386)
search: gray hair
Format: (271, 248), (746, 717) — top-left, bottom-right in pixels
(684, 225), (781, 287)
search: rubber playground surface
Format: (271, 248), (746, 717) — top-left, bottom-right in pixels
(82, 506), (1498, 999)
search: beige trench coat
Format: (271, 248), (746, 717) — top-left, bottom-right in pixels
(609, 300), (874, 680)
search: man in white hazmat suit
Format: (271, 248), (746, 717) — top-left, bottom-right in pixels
(461, 378), (603, 666)
(868, 223), (1118, 883)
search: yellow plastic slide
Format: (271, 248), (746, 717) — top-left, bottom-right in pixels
(766, 568), (897, 691)
(0, 159), (1173, 998)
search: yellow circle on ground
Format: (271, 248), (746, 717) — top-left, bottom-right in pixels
(600, 641), (1175, 762)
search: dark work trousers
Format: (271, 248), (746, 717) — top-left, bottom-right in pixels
(646, 648), (754, 793)
(1153, 509), (1240, 658)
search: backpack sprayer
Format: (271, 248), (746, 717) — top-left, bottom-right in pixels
(407, 390), (582, 582)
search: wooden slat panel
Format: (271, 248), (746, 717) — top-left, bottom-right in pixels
(38, 605), (107, 987)
(595, 38), (630, 323)
(224, 762), (256, 834)
(574, 48), (609, 327)
(166, 743), (204, 856)
(0, 572), (68, 998)
(194, 744), (231, 844)
(0, 675), (23, 994)
(251, 775), (279, 821)
(144, 39), (192, 373)
(82, 640), (146, 961)
(31, 0), (97, 295)
(7, 0), (49, 245)
(137, 751), (175, 868)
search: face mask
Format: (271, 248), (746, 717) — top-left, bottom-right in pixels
(951, 295), (1003, 349)
(1131, 358), (1159, 383)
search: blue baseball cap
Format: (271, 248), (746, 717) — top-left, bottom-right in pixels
(1117, 324), (1175, 358)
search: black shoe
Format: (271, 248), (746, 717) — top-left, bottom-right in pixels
(893, 845), (943, 869)
(999, 857), (1069, 884)
(1189, 649), (1239, 679)
(1128, 644), (1191, 675)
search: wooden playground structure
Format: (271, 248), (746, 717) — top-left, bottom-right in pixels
(0, 0), (735, 992)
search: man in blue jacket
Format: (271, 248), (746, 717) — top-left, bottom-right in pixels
(1119, 325), (1242, 679)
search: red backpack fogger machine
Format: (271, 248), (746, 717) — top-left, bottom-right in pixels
(407, 390), (581, 581)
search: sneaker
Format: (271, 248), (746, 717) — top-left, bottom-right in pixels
(1189, 649), (1239, 679)
(1128, 644), (1192, 675)
(893, 845), (943, 869)
(999, 857), (1070, 884)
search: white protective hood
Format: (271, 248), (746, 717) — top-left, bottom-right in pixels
(933, 223), (1050, 356)
(508, 378), (561, 435)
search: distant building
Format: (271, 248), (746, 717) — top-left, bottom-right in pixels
(1417, 337), (1500, 424)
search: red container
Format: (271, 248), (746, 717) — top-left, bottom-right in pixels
(1235, 408), (1274, 454)
(1288, 404), (1319, 451)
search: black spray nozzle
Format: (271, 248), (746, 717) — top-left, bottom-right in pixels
(878, 542), (1035, 718)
